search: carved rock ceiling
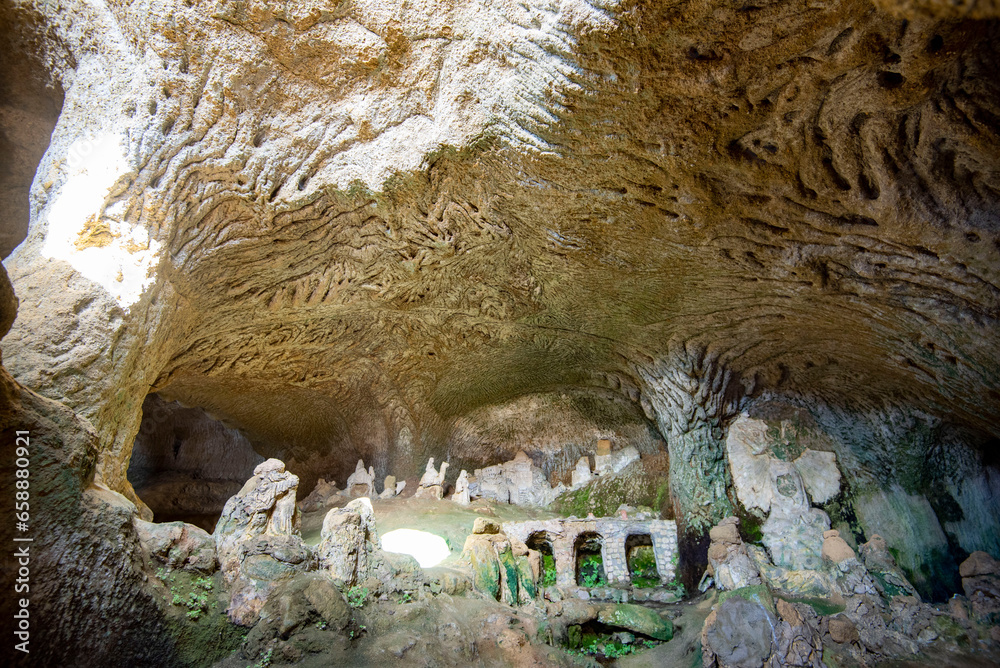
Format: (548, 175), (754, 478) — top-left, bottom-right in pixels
(1, 0), (998, 501)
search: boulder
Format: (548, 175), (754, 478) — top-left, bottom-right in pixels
(597, 603), (673, 641)
(317, 497), (378, 588)
(702, 593), (777, 668)
(473, 517), (502, 534)
(242, 572), (352, 661)
(821, 530), (856, 564)
(134, 519), (217, 573)
(709, 522), (740, 545)
(959, 551), (1000, 578)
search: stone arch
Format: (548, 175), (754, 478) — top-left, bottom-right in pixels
(526, 530), (558, 587)
(625, 532), (659, 586)
(574, 531), (606, 587)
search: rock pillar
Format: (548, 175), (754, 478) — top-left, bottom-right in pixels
(635, 350), (742, 587)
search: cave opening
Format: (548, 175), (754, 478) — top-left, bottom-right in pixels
(575, 531), (606, 588)
(126, 393), (264, 531)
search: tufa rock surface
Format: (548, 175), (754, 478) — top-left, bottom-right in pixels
(215, 459), (315, 625)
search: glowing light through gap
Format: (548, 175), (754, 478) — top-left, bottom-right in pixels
(41, 131), (161, 309)
(381, 529), (450, 568)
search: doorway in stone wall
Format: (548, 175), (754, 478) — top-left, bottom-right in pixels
(575, 532), (606, 587)
(625, 533), (659, 587)
(527, 531), (557, 587)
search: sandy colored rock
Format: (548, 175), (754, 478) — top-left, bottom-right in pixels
(709, 523), (740, 545)
(822, 534), (856, 564)
(473, 517), (502, 535)
(776, 598), (803, 627)
(959, 551), (1000, 578)
(828, 615), (860, 644)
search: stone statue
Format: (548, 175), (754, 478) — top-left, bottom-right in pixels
(419, 457), (449, 487)
(415, 458), (449, 499)
(452, 470), (470, 505)
(345, 459), (375, 497)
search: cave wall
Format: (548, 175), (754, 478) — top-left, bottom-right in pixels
(0, 0), (66, 258)
(730, 396), (1000, 601)
(0, 264), (187, 667)
(444, 388), (664, 484)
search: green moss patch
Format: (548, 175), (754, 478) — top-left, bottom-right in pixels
(553, 460), (668, 518)
(153, 570), (243, 666)
(718, 584), (776, 614)
(577, 553), (607, 588)
(775, 594), (845, 617)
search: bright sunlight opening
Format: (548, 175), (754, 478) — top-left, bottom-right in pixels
(381, 529), (450, 568)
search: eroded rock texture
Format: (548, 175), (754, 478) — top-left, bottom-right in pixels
(1, 0), (999, 587)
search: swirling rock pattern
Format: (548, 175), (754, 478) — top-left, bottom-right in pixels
(1, 0), (998, 549)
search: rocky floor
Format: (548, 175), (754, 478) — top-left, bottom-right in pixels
(300, 496), (562, 563)
(193, 492), (1000, 668)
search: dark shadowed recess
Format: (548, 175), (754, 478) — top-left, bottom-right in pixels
(0, 2), (65, 258)
(127, 394), (264, 531)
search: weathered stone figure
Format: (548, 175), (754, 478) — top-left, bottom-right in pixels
(415, 457), (449, 499)
(214, 459), (314, 625)
(452, 469), (471, 505)
(317, 497), (378, 587)
(346, 459), (376, 497)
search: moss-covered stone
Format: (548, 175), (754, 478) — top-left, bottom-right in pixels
(516, 555), (537, 601)
(466, 541), (501, 601)
(718, 584), (776, 615)
(597, 603), (674, 641)
(497, 544), (521, 605)
(552, 458), (670, 518)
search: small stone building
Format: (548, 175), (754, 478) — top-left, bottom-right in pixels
(503, 517), (678, 587)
